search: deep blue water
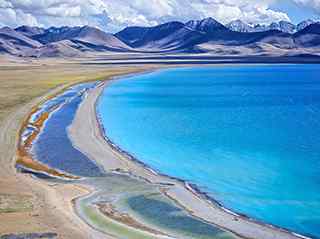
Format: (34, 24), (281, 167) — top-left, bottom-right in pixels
(97, 65), (320, 238)
(30, 83), (104, 177)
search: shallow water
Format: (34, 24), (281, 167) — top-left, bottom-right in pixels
(27, 82), (235, 239)
(77, 175), (234, 239)
(97, 65), (320, 238)
(30, 83), (104, 177)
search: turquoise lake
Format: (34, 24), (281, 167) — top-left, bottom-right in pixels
(97, 65), (320, 238)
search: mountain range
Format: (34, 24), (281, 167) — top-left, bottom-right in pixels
(226, 19), (317, 34)
(0, 17), (319, 58)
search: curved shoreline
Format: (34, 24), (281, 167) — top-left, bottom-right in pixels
(1, 84), (106, 238)
(15, 67), (311, 239)
(16, 82), (100, 179)
(68, 73), (308, 239)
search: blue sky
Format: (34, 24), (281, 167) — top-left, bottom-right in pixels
(0, 0), (319, 32)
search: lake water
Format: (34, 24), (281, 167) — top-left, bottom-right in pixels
(97, 65), (320, 238)
(31, 83), (104, 177)
(28, 82), (235, 239)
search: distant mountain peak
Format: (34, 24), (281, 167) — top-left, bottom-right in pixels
(77, 25), (103, 36)
(227, 19), (298, 34)
(278, 21), (296, 34)
(295, 22), (320, 35)
(297, 19), (316, 31)
(45, 26), (81, 34)
(268, 21), (296, 33)
(226, 20), (253, 32)
(201, 17), (222, 26)
(186, 17), (226, 33)
(155, 21), (185, 30)
(0, 26), (13, 32)
(15, 25), (45, 36)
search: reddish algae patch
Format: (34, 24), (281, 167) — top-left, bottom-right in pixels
(16, 101), (78, 180)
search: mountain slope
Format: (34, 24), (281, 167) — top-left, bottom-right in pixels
(278, 21), (296, 33)
(297, 19), (316, 31)
(1, 19), (320, 57)
(29, 40), (85, 58)
(294, 23), (320, 47)
(15, 26), (45, 37)
(186, 18), (227, 33)
(33, 26), (131, 52)
(0, 27), (43, 56)
(115, 21), (205, 51)
(115, 18), (301, 53)
(115, 18), (261, 52)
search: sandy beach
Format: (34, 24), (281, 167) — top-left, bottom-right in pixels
(68, 76), (304, 239)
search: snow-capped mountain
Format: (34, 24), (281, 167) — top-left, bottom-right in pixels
(226, 20), (254, 32)
(227, 19), (318, 33)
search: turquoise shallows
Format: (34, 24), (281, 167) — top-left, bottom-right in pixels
(97, 65), (320, 238)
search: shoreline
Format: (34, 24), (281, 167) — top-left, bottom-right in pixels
(14, 65), (313, 239)
(16, 66), (163, 179)
(4, 64), (164, 238)
(68, 70), (307, 239)
(16, 82), (100, 179)
(0, 84), (106, 238)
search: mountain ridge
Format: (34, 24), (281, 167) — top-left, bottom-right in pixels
(1, 18), (320, 57)
(226, 19), (318, 33)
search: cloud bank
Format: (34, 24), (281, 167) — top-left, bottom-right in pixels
(294, 0), (320, 14)
(0, 0), (317, 32)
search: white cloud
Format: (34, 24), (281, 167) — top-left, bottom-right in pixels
(190, 0), (290, 24)
(0, 7), (39, 27)
(293, 0), (320, 14)
(0, 0), (13, 8)
(0, 0), (292, 32)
